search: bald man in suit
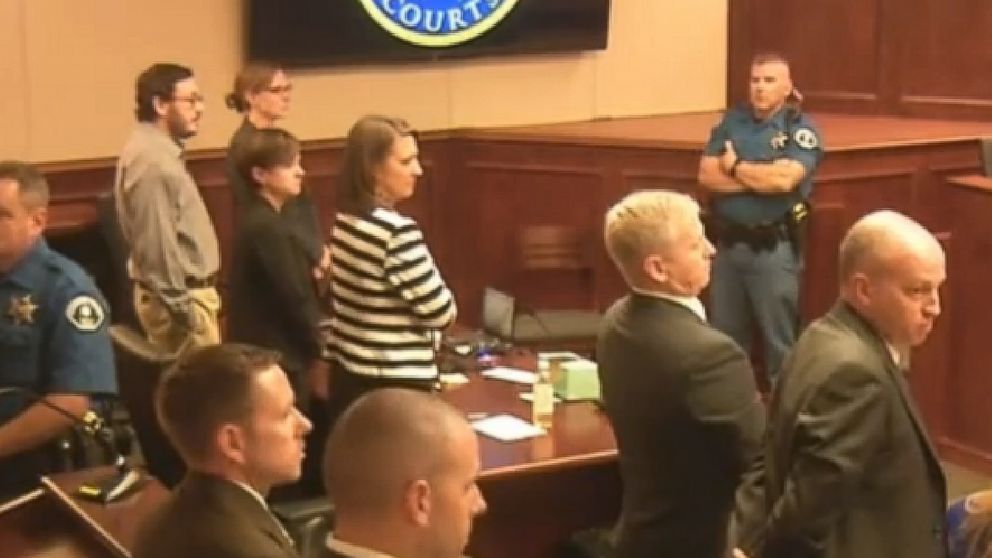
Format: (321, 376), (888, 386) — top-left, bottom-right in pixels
(735, 211), (948, 558)
(319, 388), (487, 558)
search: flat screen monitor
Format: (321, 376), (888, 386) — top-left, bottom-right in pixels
(247, 0), (612, 67)
(481, 287), (515, 340)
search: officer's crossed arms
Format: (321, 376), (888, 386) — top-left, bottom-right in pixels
(699, 140), (810, 195)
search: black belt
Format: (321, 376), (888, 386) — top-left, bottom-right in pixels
(185, 275), (216, 289)
(716, 218), (789, 252)
(137, 274), (216, 292)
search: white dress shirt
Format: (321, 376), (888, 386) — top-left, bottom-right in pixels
(325, 535), (395, 558)
(630, 287), (707, 322)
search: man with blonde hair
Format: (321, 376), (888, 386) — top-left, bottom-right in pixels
(597, 189), (765, 558)
(736, 210), (948, 558)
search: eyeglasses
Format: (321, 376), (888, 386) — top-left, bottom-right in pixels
(171, 94), (205, 106)
(265, 84), (293, 94)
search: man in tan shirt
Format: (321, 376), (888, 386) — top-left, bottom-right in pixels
(115, 63), (221, 352)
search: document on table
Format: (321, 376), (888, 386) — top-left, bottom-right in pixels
(519, 392), (561, 404)
(480, 367), (536, 384)
(439, 372), (470, 385)
(471, 414), (546, 441)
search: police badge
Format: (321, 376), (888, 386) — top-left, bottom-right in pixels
(7, 295), (38, 325)
(770, 131), (788, 150)
(794, 128), (819, 150)
(66, 295), (105, 332)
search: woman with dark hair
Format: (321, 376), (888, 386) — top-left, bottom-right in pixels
(326, 115), (457, 425)
(228, 128), (322, 392)
(227, 127), (328, 496)
(224, 62), (329, 280)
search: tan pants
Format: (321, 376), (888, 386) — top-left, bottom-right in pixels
(133, 283), (221, 354)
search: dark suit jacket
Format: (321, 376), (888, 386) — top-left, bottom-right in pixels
(737, 302), (947, 558)
(597, 293), (766, 558)
(228, 194), (322, 382)
(132, 472), (298, 558)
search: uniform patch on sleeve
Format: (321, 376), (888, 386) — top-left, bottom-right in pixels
(793, 128), (819, 150)
(66, 296), (105, 332)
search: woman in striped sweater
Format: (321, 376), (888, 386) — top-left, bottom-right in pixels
(326, 115), (457, 423)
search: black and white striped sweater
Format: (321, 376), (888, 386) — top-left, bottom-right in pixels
(328, 208), (456, 379)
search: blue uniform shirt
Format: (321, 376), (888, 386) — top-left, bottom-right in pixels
(704, 104), (823, 225)
(0, 239), (117, 426)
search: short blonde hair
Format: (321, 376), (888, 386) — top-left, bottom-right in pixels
(603, 190), (700, 285)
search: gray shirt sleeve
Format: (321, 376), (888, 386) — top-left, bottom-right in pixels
(124, 162), (192, 317)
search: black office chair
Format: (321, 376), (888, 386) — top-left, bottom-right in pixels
(96, 191), (138, 329)
(271, 498), (335, 558)
(505, 225), (602, 354)
(109, 324), (186, 488)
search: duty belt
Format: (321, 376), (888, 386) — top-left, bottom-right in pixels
(717, 219), (789, 252)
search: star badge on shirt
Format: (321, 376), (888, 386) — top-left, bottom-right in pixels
(770, 131), (788, 150)
(7, 295), (39, 326)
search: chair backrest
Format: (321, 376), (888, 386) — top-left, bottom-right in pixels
(96, 191), (138, 328)
(271, 498), (335, 558)
(109, 324), (185, 488)
(982, 138), (992, 177)
(517, 225), (591, 271)
(481, 287), (516, 339)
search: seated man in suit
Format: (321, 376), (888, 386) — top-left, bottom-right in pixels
(735, 211), (948, 558)
(597, 189), (766, 558)
(133, 343), (312, 558)
(321, 388), (487, 558)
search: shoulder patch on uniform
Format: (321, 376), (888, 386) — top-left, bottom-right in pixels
(66, 296), (105, 332)
(793, 128), (819, 150)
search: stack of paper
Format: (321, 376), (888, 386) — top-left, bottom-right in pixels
(480, 367), (536, 385)
(471, 414), (546, 441)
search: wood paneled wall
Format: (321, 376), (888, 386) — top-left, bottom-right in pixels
(729, 0), (992, 119)
(40, 116), (992, 473)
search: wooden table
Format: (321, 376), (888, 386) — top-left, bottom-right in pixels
(441, 351), (620, 558)
(0, 467), (168, 558)
(2, 355), (617, 558)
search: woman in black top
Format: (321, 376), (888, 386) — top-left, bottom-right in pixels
(228, 128), (322, 391)
(228, 128), (328, 497)
(225, 62), (329, 278)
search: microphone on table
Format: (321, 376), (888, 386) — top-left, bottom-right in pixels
(0, 387), (143, 504)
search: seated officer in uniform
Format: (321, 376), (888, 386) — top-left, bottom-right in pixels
(698, 52), (823, 387)
(0, 161), (116, 500)
(321, 388), (487, 558)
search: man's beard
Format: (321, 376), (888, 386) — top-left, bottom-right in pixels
(167, 112), (197, 141)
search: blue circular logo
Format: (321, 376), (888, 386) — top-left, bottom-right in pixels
(357, 0), (521, 48)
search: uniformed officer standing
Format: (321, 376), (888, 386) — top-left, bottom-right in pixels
(0, 161), (116, 499)
(698, 53), (823, 386)
(115, 63), (221, 353)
